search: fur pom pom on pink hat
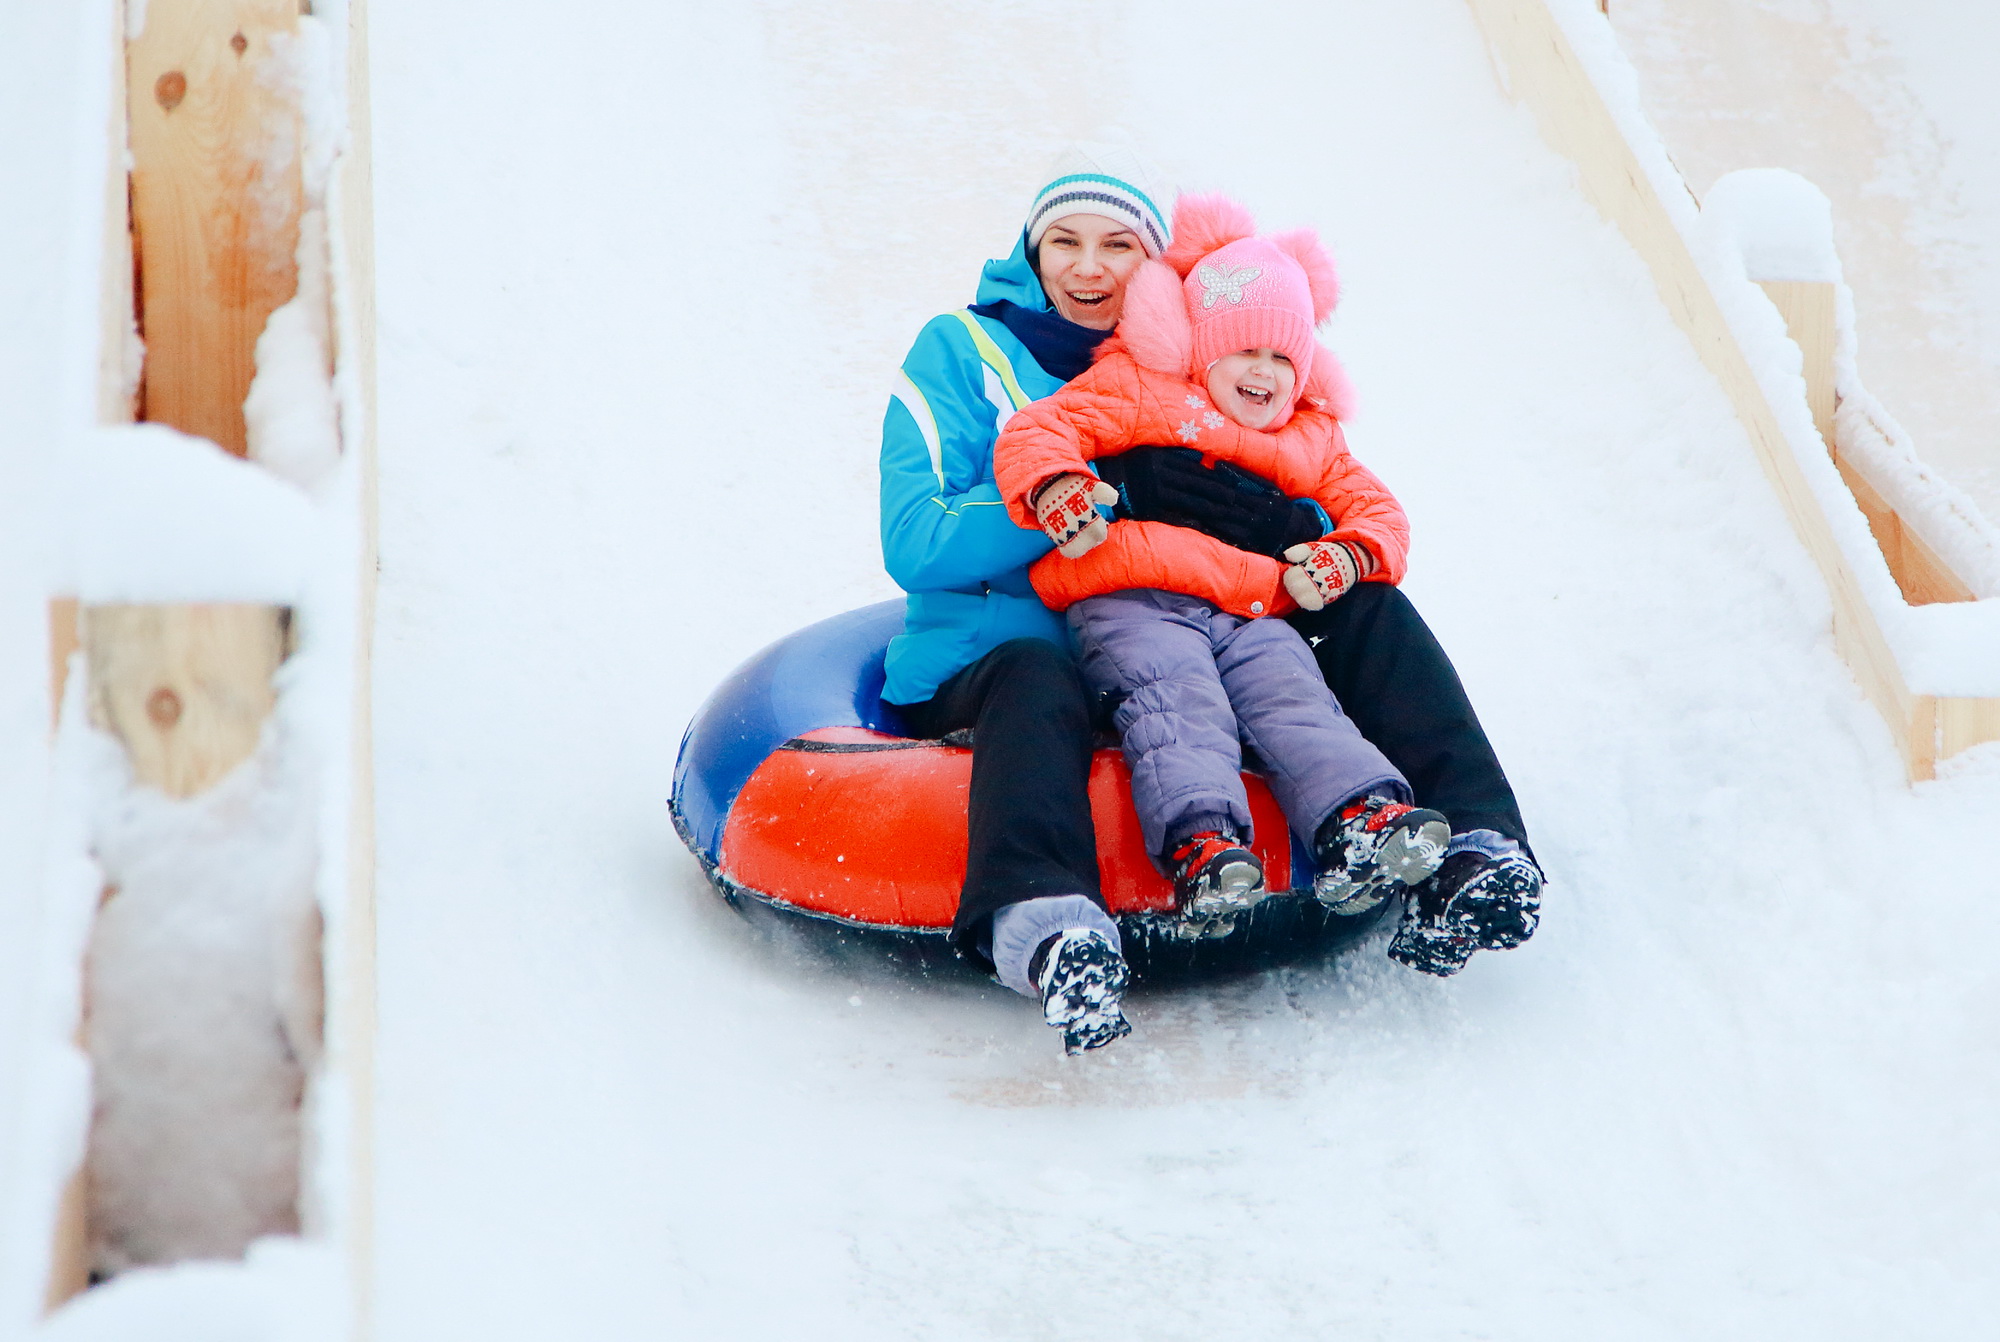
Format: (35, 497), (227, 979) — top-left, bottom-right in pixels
(1114, 193), (1354, 427)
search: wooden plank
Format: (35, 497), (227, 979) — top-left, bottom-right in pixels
(1757, 281), (1836, 447)
(1908, 695), (1938, 782)
(49, 598), (80, 734)
(99, 7), (137, 426)
(81, 603), (287, 799)
(1938, 697), (2000, 762)
(334, 1), (381, 1333)
(1828, 450), (1977, 606)
(1465, 0), (1922, 777)
(44, 1171), (92, 1312)
(126, 0), (302, 456)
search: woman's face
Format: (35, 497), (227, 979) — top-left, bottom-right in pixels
(1205, 348), (1297, 430)
(1037, 214), (1146, 329)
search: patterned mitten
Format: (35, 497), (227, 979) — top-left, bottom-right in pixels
(1282, 539), (1376, 610)
(1034, 473), (1120, 559)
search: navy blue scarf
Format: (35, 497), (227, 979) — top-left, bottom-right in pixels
(966, 298), (1113, 383)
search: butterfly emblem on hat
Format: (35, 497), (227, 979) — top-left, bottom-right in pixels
(1197, 262), (1263, 309)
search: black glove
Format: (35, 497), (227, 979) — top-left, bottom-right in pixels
(1095, 446), (1331, 560)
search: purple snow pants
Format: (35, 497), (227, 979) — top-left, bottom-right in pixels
(1069, 589), (1409, 862)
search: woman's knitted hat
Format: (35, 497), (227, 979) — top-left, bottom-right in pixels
(1114, 193), (1355, 427)
(1024, 144), (1172, 259)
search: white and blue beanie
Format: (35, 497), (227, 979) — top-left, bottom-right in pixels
(1025, 144), (1172, 259)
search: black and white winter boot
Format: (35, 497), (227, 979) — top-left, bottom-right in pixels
(1032, 930), (1132, 1055)
(1388, 847), (1544, 977)
(1167, 830), (1265, 921)
(1312, 796), (1449, 915)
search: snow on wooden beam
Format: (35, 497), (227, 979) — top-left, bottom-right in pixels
(1757, 280), (1976, 609)
(1465, 0), (1999, 782)
(44, 0), (326, 1312)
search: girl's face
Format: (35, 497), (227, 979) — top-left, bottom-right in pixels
(1037, 214), (1146, 329)
(1205, 348), (1296, 429)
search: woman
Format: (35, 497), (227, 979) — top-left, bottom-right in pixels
(879, 148), (1163, 1055)
(878, 148), (1540, 1055)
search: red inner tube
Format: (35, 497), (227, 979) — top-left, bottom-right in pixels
(720, 727), (1296, 929)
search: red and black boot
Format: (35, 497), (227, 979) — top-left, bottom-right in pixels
(1167, 830), (1265, 922)
(1312, 795), (1449, 916)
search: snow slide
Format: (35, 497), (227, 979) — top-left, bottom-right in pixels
(29, 0), (1998, 1336)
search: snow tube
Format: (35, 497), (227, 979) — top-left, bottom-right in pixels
(670, 602), (1390, 977)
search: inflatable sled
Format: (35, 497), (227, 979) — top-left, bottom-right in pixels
(670, 602), (1391, 977)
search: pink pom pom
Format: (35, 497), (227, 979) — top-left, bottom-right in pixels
(1115, 261), (1194, 375)
(1270, 228), (1341, 323)
(1160, 193), (1258, 278)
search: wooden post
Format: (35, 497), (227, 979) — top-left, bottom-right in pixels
(126, 0), (302, 456)
(1756, 281), (1836, 445)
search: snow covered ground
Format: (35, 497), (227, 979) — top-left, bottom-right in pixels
(6, 0), (1997, 1337)
(361, 1), (1999, 1337)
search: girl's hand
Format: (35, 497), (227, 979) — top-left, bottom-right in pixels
(1033, 473), (1119, 559)
(1282, 539), (1375, 610)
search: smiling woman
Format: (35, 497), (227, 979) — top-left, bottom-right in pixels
(1035, 216), (1147, 327)
(870, 145), (1175, 1052)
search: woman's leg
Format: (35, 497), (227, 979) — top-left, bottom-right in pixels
(895, 637), (1105, 968)
(1285, 583), (1531, 852)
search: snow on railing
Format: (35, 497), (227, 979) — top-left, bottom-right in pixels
(1471, 0), (2000, 777)
(1698, 173), (2000, 726)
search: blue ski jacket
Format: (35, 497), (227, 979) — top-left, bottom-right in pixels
(879, 236), (1081, 705)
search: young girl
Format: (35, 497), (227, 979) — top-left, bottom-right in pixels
(994, 195), (1451, 926)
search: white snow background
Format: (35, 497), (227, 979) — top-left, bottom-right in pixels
(7, 0), (2000, 1338)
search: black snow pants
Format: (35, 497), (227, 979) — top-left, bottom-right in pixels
(895, 637), (1107, 969)
(1285, 583), (1532, 852)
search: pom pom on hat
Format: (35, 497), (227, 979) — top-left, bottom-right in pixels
(1160, 193), (1256, 278)
(1025, 143), (1173, 258)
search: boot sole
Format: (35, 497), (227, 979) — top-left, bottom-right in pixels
(1315, 814), (1450, 915)
(1181, 856), (1267, 921)
(1041, 935), (1133, 1054)
(1388, 923), (1475, 977)
(1453, 858), (1542, 950)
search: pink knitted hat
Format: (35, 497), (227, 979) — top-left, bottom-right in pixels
(1184, 235), (1319, 389)
(1114, 193), (1353, 427)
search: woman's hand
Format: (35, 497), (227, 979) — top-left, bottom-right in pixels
(1283, 539), (1376, 610)
(1099, 447), (1328, 559)
(1033, 473), (1120, 558)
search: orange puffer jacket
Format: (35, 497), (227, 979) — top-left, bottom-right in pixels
(993, 346), (1408, 618)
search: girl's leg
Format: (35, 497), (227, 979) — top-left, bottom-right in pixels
(1069, 591), (1253, 862)
(1211, 615), (1406, 841)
